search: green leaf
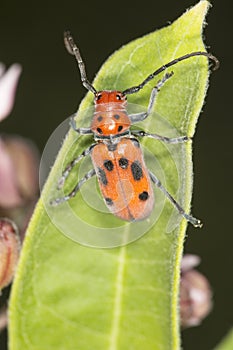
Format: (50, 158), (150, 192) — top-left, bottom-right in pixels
(9, 1), (212, 349)
(214, 329), (233, 350)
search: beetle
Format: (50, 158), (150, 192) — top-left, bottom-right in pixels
(51, 31), (218, 226)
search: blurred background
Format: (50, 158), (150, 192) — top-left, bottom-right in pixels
(0, 0), (232, 349)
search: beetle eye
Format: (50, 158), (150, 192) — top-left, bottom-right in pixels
(116, 94), (121, 100)
(96, 94), (102, 101)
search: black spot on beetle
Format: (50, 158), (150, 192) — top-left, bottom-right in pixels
(104, 160), (114, 171)
(114, 114), (120, 120)
(119, 158), (128, 169)
(97, 167), (108, 186)
(131, 161), (143, 181)
(138, 191), (149, 201)
(97, 116), (103, 122)
(118, 125), (123, 132)
(105, 197), (113, 206)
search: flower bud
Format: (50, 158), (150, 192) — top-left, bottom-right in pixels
(0, 306), (7, 331)
(0, 218), (20, 290)
(180, 254), (212, 328)
(0, 136), (39, 208)
(0, 63), (22, 121)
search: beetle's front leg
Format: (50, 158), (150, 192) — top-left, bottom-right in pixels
(70, 115), (93, 135)
(128, 72), (174, 124)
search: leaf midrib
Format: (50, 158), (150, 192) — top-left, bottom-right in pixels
(109, 245), (126, 350)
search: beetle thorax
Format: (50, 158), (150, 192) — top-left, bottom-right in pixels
(91, 90), (131, 136)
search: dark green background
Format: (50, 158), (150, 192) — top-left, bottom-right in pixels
(0, 0), (232, 349)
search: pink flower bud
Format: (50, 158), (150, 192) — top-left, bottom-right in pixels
(0, 136), (39, 208)
(0, 63), (22, 121)
(180, 254), (212, 328)
(0, 218), (20, 290)
(0, 306), (7, 332)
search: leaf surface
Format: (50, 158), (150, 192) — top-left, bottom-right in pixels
(214, 329), (233, 350)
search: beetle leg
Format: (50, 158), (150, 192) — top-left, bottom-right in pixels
(70, 115), (93, 135)
(57, 143), (96, 189)
(129, 72), (174, 124)
(149, 171), (202, 228)
(50, 169), (96, 206)
(132, 130), (190, 144)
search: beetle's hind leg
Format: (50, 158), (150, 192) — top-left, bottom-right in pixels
(56, 143), (96, 190)
(149, 171), (202, 228)
(50, 169), (96, 206)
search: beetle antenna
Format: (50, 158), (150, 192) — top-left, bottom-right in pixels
(64, 31), (97, 95)
(122, 51), (219, 95)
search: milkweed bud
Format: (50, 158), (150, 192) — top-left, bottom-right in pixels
(0, 136), (39, 208)
(180, 254), (212, 328)
(0, 63), (22, 122)
(0, 218), (20, 290)
(0, 306), (7, 331)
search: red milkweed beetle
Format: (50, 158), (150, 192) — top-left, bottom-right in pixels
(51, 31), (219, 226)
